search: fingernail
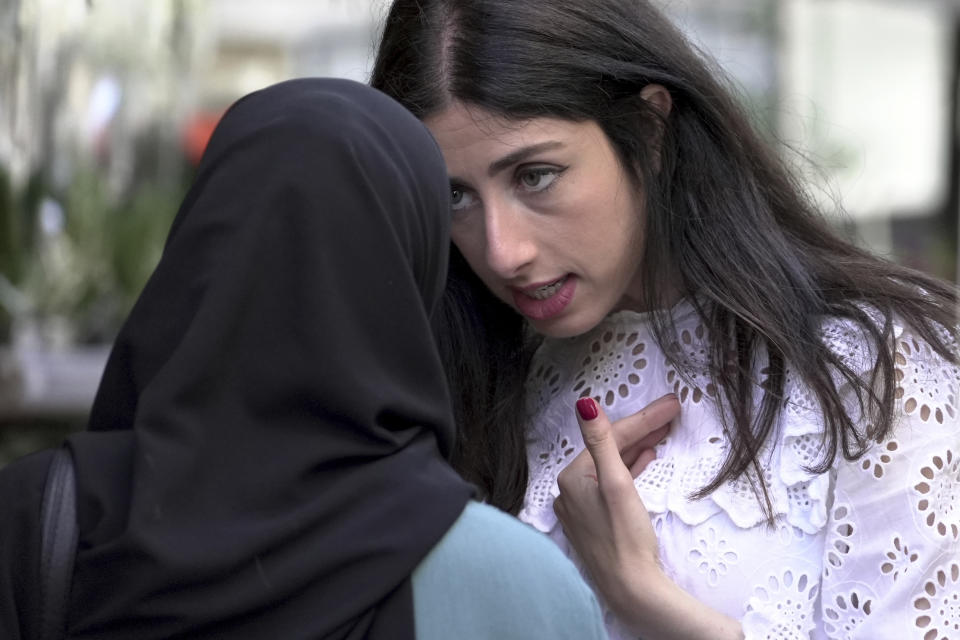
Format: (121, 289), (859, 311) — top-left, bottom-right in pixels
(655, 393), (677, 405)
(576, 397), (598, 421)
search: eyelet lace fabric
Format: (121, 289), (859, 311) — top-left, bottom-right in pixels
(519, 302), (960, 639)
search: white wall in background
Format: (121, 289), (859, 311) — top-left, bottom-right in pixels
(779, 0), (952, 220)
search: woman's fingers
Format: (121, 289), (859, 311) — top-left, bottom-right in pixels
(609, 394), (678, 477)
(620, 423), (670, 477)
(557, 394), (680, 494)
(628, 448), (658, 477)
(610, 394), (679, 453)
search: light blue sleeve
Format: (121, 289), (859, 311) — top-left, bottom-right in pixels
(412, 501), (608, 640)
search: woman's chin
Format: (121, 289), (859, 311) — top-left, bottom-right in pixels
(526, 311), (604, 339)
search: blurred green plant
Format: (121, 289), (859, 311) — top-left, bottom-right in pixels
(0, 168), (22, 286)
(0, 169), (15, 342)
(0, 166), (43, 343)
(0, 160), (186, 346)
(27, 165), (183, 343)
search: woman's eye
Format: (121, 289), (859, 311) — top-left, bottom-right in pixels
(451, 186), (477, 211)
(518, 167), (561, 192)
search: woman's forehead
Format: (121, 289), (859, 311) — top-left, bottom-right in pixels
(424, 101), (609, 169)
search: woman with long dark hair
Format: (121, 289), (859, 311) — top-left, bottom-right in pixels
(0, 78), (607, 640)
(371, 1), (960, 637)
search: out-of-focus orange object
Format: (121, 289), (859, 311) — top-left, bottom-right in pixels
(182, 111), (223, 165)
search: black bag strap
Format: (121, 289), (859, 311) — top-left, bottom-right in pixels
(37, 446), (78, 640)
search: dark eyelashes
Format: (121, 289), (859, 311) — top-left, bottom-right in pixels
(448, 163), (568, 209)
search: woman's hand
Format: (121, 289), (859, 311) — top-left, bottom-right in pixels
(607, 396), (673, 479)
(554, 395), (677, 614)
(554, 395), (743, 640)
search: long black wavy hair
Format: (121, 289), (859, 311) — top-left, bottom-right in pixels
(370, 0), (960, 515)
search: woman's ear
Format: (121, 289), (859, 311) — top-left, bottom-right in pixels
(639, 84), (672, 173)
(640, 83), (672, 117)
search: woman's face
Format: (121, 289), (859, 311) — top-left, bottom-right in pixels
(424, 101), (647, 338)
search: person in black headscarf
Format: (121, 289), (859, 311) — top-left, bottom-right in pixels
(0, 78), (606, 639)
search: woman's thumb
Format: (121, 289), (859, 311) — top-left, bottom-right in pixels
(575, 398), (630, 484)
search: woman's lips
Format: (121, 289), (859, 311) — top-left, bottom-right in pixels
(511, 275), (577, 320)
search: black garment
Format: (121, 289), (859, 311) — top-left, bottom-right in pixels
(0, 78), (473, 639)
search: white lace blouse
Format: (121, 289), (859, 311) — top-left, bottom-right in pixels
(519, 302), (960, 639)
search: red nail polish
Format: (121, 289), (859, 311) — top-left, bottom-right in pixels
(576, 397), (598, 420)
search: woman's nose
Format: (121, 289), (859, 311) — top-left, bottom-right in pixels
(483, 199), (537, 279)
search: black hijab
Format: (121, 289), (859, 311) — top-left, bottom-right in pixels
(64, 78), (473, 638)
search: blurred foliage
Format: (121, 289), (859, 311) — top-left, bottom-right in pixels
(113, 181), (182, 301)
(0, 168), (21, 285)
(0, 167), (43, 342)
(0, 148), (188, 345)
(0, 169), (17, 342)
(20, 165), (185, 343)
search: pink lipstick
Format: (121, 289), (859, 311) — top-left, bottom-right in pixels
(511, 275), (577, 320)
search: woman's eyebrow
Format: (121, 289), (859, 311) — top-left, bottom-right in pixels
(487, 141), (565, 177)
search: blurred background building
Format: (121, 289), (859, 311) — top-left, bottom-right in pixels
(1, 0), (959, 463)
